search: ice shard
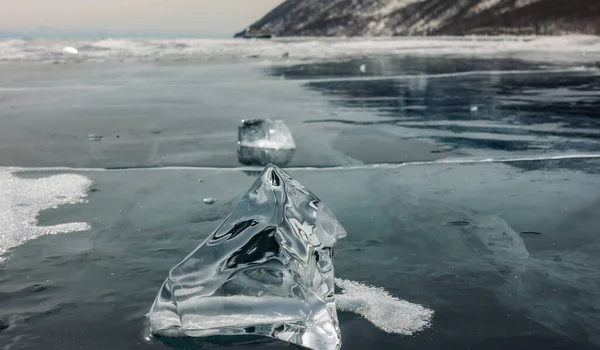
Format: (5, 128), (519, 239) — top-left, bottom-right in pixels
(237, 119), (296, 167)
(148, 164), (347, 350)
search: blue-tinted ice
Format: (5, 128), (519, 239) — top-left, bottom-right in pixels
(148, 164), (346, 349)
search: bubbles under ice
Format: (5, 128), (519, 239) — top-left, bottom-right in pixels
(335, 279), (434, 335)
(148, 164), (346, 350)
(0, 171), (93, 263)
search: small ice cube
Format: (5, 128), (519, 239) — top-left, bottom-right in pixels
(470, 106), (478, 112)
(359, 64), (366, 73)
(203, 198), (216, 205)
(238, 119), (295, 150)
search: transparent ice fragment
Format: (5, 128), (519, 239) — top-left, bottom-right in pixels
(237, 119), (296, 166)
(238, 119), (296, 150)
(148, 164), (347, 350)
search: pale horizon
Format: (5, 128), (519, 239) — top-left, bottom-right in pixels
(0, 0), (284, 37)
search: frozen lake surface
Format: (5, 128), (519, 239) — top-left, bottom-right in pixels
(1, 37), (599, 349)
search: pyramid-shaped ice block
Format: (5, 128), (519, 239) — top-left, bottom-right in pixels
(148, 164), (347, 350)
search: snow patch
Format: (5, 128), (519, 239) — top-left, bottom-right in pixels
(335, 278), (434, 335)
(0, 171), (92, 263)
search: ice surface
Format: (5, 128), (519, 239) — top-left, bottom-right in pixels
(0, 171), (92, 263)
(237, 119), (296, 166)
(148, 164), (347, 350)
(503, 245), (600, 344)
(335, 279), (434, 335)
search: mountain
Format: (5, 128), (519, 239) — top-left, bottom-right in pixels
(234, 0), (600, 37)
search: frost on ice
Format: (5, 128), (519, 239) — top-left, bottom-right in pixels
(335, 278), (434, 335)
(0, 171), (92, 263)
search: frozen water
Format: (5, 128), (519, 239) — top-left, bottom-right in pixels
(1, 158), (599, 349)
(335, 279), (434, 335)
(148, 164), (347, 350)
(238, 119), (296, 150)
(0, 171), (92, 263)
(237, 119), (296, 166)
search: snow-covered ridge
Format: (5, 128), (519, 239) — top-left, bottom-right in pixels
(238, 0), (600, 37)
(1, 36), (600, 64)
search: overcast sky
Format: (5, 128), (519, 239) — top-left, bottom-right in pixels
(0, 0), (283, 36)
